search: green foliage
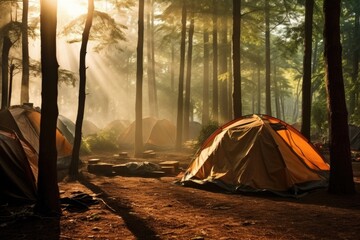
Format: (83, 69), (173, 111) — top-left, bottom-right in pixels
(197, 121), (219, 148)
(82, 129), (119, 152)
(311, 99), (328, 140)
(350, 108), (360, 126)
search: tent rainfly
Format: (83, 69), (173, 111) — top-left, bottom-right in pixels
(118, 117), (176, 149)
(181, 114), (330, 197)
(0, 105), (75, 203)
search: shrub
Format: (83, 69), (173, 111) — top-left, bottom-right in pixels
(196, 121), (219, 148)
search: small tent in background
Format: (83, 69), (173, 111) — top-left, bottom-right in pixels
(0, 105), (73, 168)
(118, 117), (176, 149)
(82, 120), (100, 136)
(349, 124), (360, 151)
(57, 114), (75, 144)
(181, 114), (330, 197)
(0, 105), (77, 203)
(103, 119), (130, 136)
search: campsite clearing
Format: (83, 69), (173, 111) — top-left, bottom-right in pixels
(1, 151), (360, 240)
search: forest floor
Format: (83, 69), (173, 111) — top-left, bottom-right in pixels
(1, 150), (360, 240)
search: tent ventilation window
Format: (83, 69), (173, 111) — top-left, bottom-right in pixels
(270, 123), (286, 131)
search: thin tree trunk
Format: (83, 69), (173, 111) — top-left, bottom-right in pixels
(202, 29), (210, 125)
(349, 7), (359, 115)
(135, 0), (145, 157)
(265, 0), (271, 115)
(311, 36), (319, 98)
(171, 41), (176, 122)
(146, 0), (158, 117)
(219, 14), (228, 123)
(228, 41), (233, 119)
(35, 0), (61, 216)
(212, 0), (219, 122)
(280, 80), (285, 121)
(175, 1), (187, 150)
(301, 0), (314, 140)
(69, 0), (94, 179)
(273, 62), (280, 118)
(233, 0), (242, 118)
(8, 64), (15, 106)
(1, 36), (11, 110)
(21, 0), (30, 104)
(150, 0), (158, 117)
(257, 63), (261, 113)
(183, 10), (194, 141)
(292, 79), (301, 122)
(324, 0), (355, 194)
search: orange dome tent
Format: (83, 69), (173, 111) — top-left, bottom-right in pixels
(181, 114), (330, 196)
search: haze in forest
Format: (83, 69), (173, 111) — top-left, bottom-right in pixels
(1, 0), (359, 142)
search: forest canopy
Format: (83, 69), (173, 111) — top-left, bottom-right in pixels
(0, 0), (359, 142)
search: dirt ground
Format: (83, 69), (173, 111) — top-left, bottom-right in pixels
(1, 150), (360, 240)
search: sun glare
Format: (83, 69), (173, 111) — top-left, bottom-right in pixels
(58, 0), (87, 19)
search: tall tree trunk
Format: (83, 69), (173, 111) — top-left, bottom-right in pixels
(21, 0), (29, 104)
(301, 0), (314, 140)
(219, 14), (228, 123)
(35, 0), (61, 216)
(202, 29), (210, 125)
(69, 0), (94, 179)
(212, 0), (219, 122)
(146, 0), (158, 118)
(292, 79), (301, 122)
(8, 63), (15, 106)
(311, 36), (319, 98)
(257, 63), (261, 113)
(233, 0), (242, 118)
(150, 0), (158, 117)
(1, 36), (12, 110)
(171, 41), (176, 122)
(273, 62), (280, 118)
(228, 42), (233, 119)
(171, 41), (175, 93)
(349, 7), (359, 115)
(175, 1), (187, 150)
(183, 10), (194, 141)
(323, 0), (355, 194)
(135, 0), (145, 157)
(280, 80), (285, 121)
(265, 0), (272, 115)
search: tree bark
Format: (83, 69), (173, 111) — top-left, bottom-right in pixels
(21, 0), (30, 104)
(273, 62), (280, 118)
(35, 0), (61, 216)
(175, 1), (187, 150)
(257, 63), (261, 113)
(8, 64), (15, 106)
(212, 0), (219, 122)
(135, 0), (145, 157)
(323, 0), (355, 194)
(202, 29), (210, 125)
(349, 7), (359, 115)
(265, 0), (272, 115)
(232, 0), (242, 119)
(146, 0), (158, 118)
(219, 13), (229, 123)
(183, 10), (194, 141)
(69, 0), (94, 179)
(1, 36), (11, 110)
(301, 0), (314, 140)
